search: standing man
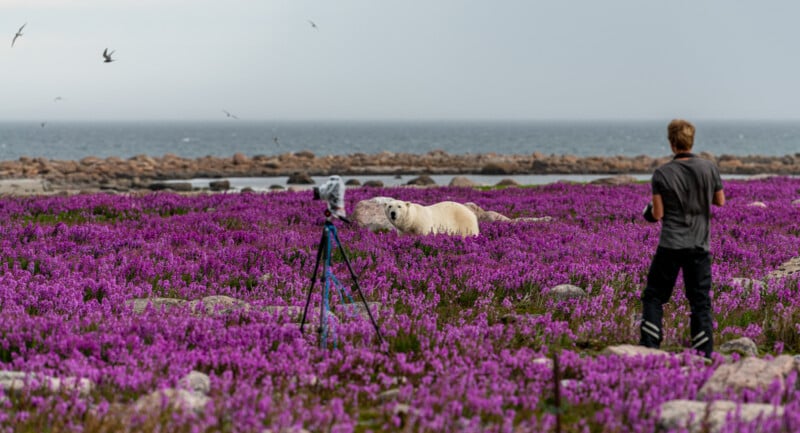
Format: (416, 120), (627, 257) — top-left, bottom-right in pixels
(640, 119), (725, 358)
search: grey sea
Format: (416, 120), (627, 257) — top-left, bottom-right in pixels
(1, 120), (799, 161)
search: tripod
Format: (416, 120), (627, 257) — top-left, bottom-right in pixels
(300, 211), (384, 348)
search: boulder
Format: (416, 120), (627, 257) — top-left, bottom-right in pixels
(362, 180), (384, 188)
(747, 201), (767, 208)
(345, 179), (361, 186)
(698, 355), (796, 399)
(767, 256), (800, 280)
(548, 284), (586, 300)
(189, 295), (251, 315)
(495, 178), (520, 187)
(209, 179), (231, 191)
(148, 182), (193, 192)
(232, 153), (250, 165)
(178, 371), (211, 395)
(463, 202), (511, 222)
(350, 197), (396, 232)
(133, 389), (210, 414)
(287, 172), (314, 185)
(718, 337), (758, 357)
(602, 344), (672, 358)
(128, 297), (187, 314)
(406, 175), (436, 186)
(0, 371), (94, 397)
(589, 175), (638, 185)
(658, 399), (784, 433)
(449, 176), (480, 187)
(481, 161), (517, 175)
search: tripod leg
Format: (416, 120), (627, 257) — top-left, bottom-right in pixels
(331, 228), (385, 346)
(300, 227), (327, 335)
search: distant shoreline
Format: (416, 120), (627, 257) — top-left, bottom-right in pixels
(0, 151), (798, 193)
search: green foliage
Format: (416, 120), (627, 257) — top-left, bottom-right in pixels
(390, 329), (421, 354)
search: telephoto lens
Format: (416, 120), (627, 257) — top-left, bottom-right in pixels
(642, 202), (658, 223)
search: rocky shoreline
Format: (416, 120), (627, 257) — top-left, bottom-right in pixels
(1, 150), (799, 193)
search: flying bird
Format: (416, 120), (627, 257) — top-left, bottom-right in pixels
(40, 122), (46, 128)
(102, 48), (115, 63)
(222, 109), (239, 119)
(11, 23), (26, 47)
(53, 96), (63, 102)
(273, 136), (279, 144)
(307, 20), (318, 29)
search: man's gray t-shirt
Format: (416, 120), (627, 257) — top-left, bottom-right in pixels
(652, 156), (723, 251)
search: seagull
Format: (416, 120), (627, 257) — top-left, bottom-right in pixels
(102, 48), (115, 63)
(40, 122), (46, 128)
(11, 23), (26, 47)
(273, 136), (279, 144)
(307, 20), (318, 29)
(222, 109), (239, 119)
(53, 96), (63, 102)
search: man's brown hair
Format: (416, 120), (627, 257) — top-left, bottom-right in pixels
(667, 119), (695, 152)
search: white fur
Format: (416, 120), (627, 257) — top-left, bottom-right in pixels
(384, 200), (479, 237)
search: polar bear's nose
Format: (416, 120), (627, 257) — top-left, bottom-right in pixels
(390, 211), (396, 220)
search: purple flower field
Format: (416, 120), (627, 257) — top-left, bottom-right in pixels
(0, 178), (799, 432)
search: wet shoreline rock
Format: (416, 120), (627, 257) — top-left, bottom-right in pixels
(1, 151), (798, 192)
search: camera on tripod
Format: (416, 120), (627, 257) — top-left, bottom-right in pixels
(313, 175), (347, 220)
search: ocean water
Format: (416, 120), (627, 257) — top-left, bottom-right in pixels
(1, 120), (799, 161)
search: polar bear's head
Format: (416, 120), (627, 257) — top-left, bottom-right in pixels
(384, 200), (411, 225)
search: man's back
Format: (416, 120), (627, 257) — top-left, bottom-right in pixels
(652, 157), (723, 251)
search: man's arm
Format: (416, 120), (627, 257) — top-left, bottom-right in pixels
(651, 194), (664, 221)
(713, 189), (725, 206)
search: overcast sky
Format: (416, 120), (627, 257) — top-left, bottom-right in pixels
(2, 0), (800, 121)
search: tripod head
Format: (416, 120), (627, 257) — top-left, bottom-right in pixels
(324, 208), (352, 225)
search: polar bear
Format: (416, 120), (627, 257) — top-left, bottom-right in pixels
(384, 200), (479, 237)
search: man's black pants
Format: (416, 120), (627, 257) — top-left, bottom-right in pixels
(640, 246), (714, 358)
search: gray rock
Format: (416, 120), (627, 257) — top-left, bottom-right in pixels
(345, 179), (361, 186)
(179, 371), (211, 395)
(209, 179), (230, 191)
(792, 198), (800, 206)
(463, 202), (511, 222)
(287, 172), (314, 185)
(481, 161), (518, 175)
(698, 355), (796, 399)
(350, 197), (396, 232)
(767, 256), (800, 280)
(406, 175), (436, 186)
(449, 176), (480, 187)
(261, 305), (303, 322)
(548, 284), (587, 300)
(133, 388), (210, 414)
(189, 295), (250, 315)
(128, 297), (187, 314)
(269, 184), (285, 191)
(747, 201), (767, 208)
(148, 182), (193, 192)
(513, 216), (553, 222)
(602, 344), (672, 358)
(729, 277), (765, 294)
(718, 337), (759, 357)
(589, 175), (638, 185)
(658, 399), (783, 433)
(0, 370), (94, 397)
(361, 180), (384, 188)
(495, 178), (520, 187)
